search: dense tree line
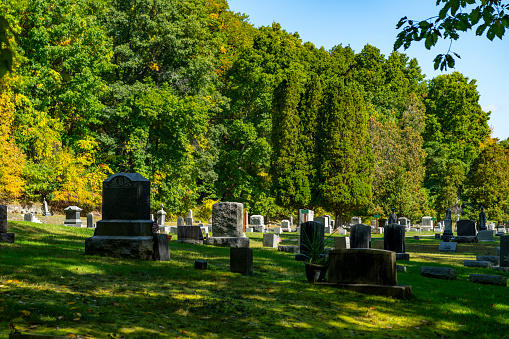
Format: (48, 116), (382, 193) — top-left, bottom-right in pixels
(0, 0), (504, 222)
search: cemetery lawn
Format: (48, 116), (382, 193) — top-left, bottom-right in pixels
(1, 222), (508, 338)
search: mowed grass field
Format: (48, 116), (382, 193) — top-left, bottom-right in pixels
(0, 220), (508, 338)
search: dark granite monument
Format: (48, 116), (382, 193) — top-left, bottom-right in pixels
(85, 173), (168, 260)
(479, 207), (487, 230)
(501, 235), (509, 267)
(384, 223), (406, 254)
(0, 205), (14, 243)
(230, 247), (253, 275)
(350, 224), (371, 248)
(457, 220), (476, 236)
(442, 208), (453, 241)
(177, 225), (204, 244)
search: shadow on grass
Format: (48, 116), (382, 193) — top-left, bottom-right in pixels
(0, 221), (508, 338)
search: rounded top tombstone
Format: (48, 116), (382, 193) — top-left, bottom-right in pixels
(102, 173), (151, 220)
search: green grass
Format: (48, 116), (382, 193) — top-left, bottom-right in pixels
(1, 222), (508, 338)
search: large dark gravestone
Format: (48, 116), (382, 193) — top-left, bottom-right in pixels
(295, 221), (324, 261)
(350, 224), (371, 249)
(457, 220), (476, 237)
(384, 223), (406, 253)
(85, 173), (168, 260)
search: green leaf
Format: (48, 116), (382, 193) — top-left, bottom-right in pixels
(396, 16), (408, 29)
(419, 20), (430, 28)
(439, 3), (450, 20)
(445, 54), (455, 69)
(451, 0), (460, 16)
(465, 0), (475, 4)
(486, 27), (495, 40)
(470, 7), (481, 25)
(493, 22), (505, 39)
(476, 23), (488, 35)
(433, 54), (443, 70)
(453, 52), (461, 59)
(425, 34), (433, 49)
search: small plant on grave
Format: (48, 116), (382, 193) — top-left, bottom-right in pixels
(301, 225), (336, 265)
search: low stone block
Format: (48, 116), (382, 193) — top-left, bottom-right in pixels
(9, 333), (68, 338)
(435, 234), (441, 239)
(177, 225), (204, 245)
(413, 236), (420, 240)
(420, 266), (457, 280)
(338, 228), (347, 235)
(469, 274), (507, 286)
(153, 233), (170, 261)
(252, 225), (265, 233)
(493, 266), (509, 273)
(334, 237), (350, 250)
(230, 247), (253, 275)
(478, 230), (495, 241)
(328, 249), (397, 286)
(476, 255), (499, 265)
(439, 242), (457, 252)
(278, 245), (299, 253)
(194, 260), (207, 270)
(464, 260), (493, 269)
(262, 233), (278, 248)
(85, 236), (154, 260)
(245, 227), (253, 232)
(0, 232), (14, 243)
(206, 237), (249, 248)
(273, 227), (282, 234)
(396, 253), (410, 261)
(455, 236), (478, 243)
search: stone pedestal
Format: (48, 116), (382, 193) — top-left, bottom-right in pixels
(439, 242), (457, 252)
(64, 206), (83, 227)
(85, 236), (154, 259)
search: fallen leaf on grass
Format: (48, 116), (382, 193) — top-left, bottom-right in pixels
(73, 318), (80, 321)
(386, 326), (392, 329)
(369, 307), (375, 310)
(21, 310), (30, 316)
(30, 325), (38, 329)
(76, 313), (81, 317)
(68, 302), (76, 305)
(70, 307), (78, 310)
(68, 334), (76, 337)
(415, 327), (420, 329)
(58, 316), (64, 320)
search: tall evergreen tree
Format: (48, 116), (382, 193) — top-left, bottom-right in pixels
(315, 77), (373, 226)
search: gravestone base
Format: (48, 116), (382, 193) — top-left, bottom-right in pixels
(94, 220), (153, 236)
(0, 232), (14, 243)
(478, 230), (495, 241)
(420, 266), (457, 280)
(85, 236), (154, 260)
(278, 245), (299, 253)
(441, 234), (453, 242)
(206, 237), (249, 248)
(435, 233), (441, 239)
(454, 236), (478, 243)
(477, 255), (499, 265)
(493, 266), (509, 273)
(230, 247), (253, 275)
(317, 282), (412, 299)
(396, 253), (410, 261)
(153, 234), (170, 261)
(469, 274), (508, 286)
(64, 220), (83, 227)
(252, 225), (265, 233)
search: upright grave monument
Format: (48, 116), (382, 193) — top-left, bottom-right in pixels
(456, 219), (477, 242)
(500, 235), (509, 268)
(350, 224), (371, 248)
(384, 223), (408, 260)
(64, 206), (83, 227)
(0, 205), (14, 243)
(295, 221), (325, 261)
(250, 215), (265, 232)
(207, 202), (249, 248)
(477, 207), (494, 241)
(442, 208), (454, 241)
(85, 173), (169, 260)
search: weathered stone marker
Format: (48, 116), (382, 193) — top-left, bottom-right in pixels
(0, 205), (14, 243)
(384, 223), (406, 253)
(87, 213), (95, 228)
(207, 202), (249, 248)
(85, 173), (167, 260)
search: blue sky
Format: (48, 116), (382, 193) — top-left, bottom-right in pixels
(227, 0), (509, 140)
